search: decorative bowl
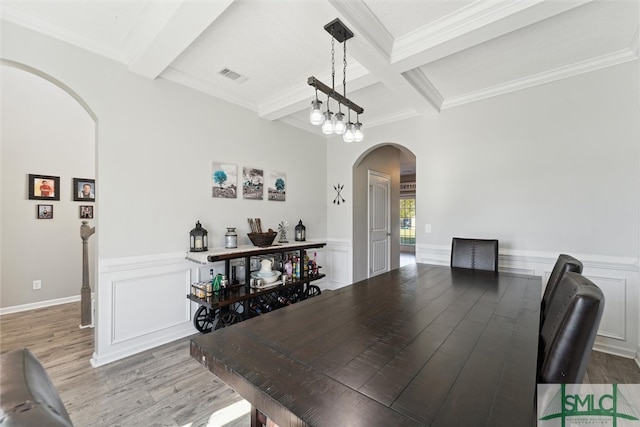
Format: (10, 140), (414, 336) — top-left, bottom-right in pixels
(247, 231), (277, 247)
(251, 271), (281, 284)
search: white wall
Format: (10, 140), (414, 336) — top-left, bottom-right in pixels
(1, 21), (327, 365)
(326, 60), (640, 357)
(1, 65), (96, 309)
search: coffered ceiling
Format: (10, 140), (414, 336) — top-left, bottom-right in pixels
(2, 0), (638, 139)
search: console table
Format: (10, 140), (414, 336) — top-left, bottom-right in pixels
(186, 241), (326, 332)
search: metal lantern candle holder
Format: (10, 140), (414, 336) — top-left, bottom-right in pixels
(190, 221), (208, 252)
(295, 220), (306, 242)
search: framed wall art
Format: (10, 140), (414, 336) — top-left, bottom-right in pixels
(37, 204), (53, 219)
(212, 162), (238, 198)
(73, 178), (95, 201)
(267, 171), (286, 201)
(243, 167), (264, 200)
(80, 205), (94, 219)
(28, 174), (60, 200)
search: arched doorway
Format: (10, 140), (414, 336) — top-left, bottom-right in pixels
(1, 60), (98, 334)
(352, 143), (416, 281)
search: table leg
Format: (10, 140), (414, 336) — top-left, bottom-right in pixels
(251, 405), (267, 427)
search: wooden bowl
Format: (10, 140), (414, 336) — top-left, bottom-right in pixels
(247, 231), (277, 247)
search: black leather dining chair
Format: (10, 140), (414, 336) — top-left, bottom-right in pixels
(450, 237), (499, 272)
(541, 254), (583, 326)
(538, 271), (604, 384)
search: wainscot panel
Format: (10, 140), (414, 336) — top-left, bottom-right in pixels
(325, 239), (352, 289)
(92, 252), (196, 367)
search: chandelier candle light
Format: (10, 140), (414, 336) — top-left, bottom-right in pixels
(308, 18), (364, 143)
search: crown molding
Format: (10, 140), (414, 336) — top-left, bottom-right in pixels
(442, 48), (639, 110)
(391, 0), (542, 65)
(364, 109), (420, 129)
(402, 68), (444, 112)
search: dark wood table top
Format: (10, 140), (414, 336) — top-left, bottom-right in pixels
(191, 263), (541, 426)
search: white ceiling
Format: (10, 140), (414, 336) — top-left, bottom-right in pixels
(2, 0), (639, 174)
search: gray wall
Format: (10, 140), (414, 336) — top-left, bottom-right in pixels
(352, 145), (401, 282)
(1, 21), (327, 309)
(327, 60), (639, 258)
(1, 66), (96, 308)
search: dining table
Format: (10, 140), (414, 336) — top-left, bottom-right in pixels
(190, 263), (541, 426)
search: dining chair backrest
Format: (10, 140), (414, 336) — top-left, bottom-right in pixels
(541, 254), (583, 326)
(538, 271), (604, 384)
(450, 238), (499, 272)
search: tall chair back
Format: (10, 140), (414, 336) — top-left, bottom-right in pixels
(538, 272), (604, 384)
(450, 238), (499, 272)
(541, 254), (583, 326)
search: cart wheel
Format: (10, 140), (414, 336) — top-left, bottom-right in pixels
(193, 306), (215, 333)
(305, 285), (321, 299)
(215, 310), (242, 330)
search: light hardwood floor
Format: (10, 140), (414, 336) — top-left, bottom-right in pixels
(1, 301), (639, 426)
(0, 302), (250, 426)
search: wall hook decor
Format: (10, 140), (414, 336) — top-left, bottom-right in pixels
(333, 183), (345, 205)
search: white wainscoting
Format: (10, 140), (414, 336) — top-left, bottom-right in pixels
(324, 239), (353, 290)
(417, 244), (640, 359)
(89, 245), (639, 366)
(92, 252), (196, 367)
(92, 247), (331, 366)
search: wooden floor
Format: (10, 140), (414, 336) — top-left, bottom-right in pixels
(1, 301), (639, 426)
(0, 302), (250, 427)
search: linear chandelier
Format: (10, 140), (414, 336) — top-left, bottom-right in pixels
(308, 18), (364, 143)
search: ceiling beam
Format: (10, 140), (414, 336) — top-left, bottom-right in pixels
(390, 0), (594, 73)
(329, 0), (440, 117)
(126, 1), (234, 79)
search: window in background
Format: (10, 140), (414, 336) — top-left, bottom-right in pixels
(400, 198), (415, 245)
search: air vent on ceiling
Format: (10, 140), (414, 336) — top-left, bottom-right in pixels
(218, 68), (248, 84)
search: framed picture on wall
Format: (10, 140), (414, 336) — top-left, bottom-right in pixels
(37, 204), (53, 219)
(73, 178), (95, 201)
(28, 174), (60, 200)
(243, 167), (264, 200)
(80, 205), (93, 219)
(212, 162), (238, 198)
(267, 171), (286, 201)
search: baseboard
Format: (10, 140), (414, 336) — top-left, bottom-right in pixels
(593, 342), (638, 359)
(0, 295), (80, 315)
(90, 323), (196, 367)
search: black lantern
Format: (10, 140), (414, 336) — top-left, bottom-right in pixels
(295, 220), (306, 242)
(190, 221), (208, 252)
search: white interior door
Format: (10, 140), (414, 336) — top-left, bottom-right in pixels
(368, 170), (391, 277)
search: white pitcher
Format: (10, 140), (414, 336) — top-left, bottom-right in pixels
(259, 258), (274, 273)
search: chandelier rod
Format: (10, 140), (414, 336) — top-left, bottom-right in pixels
(307, 76), (364, 114)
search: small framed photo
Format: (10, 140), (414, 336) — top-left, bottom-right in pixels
(29, 174), (60, 200)
(73, 178), (95, 201)
(80, 205), (94, 219)
(37, 204), (53, 219)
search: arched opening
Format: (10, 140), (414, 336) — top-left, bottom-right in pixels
(1, 60), (98, 341)
(352, 143), (416, 282)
